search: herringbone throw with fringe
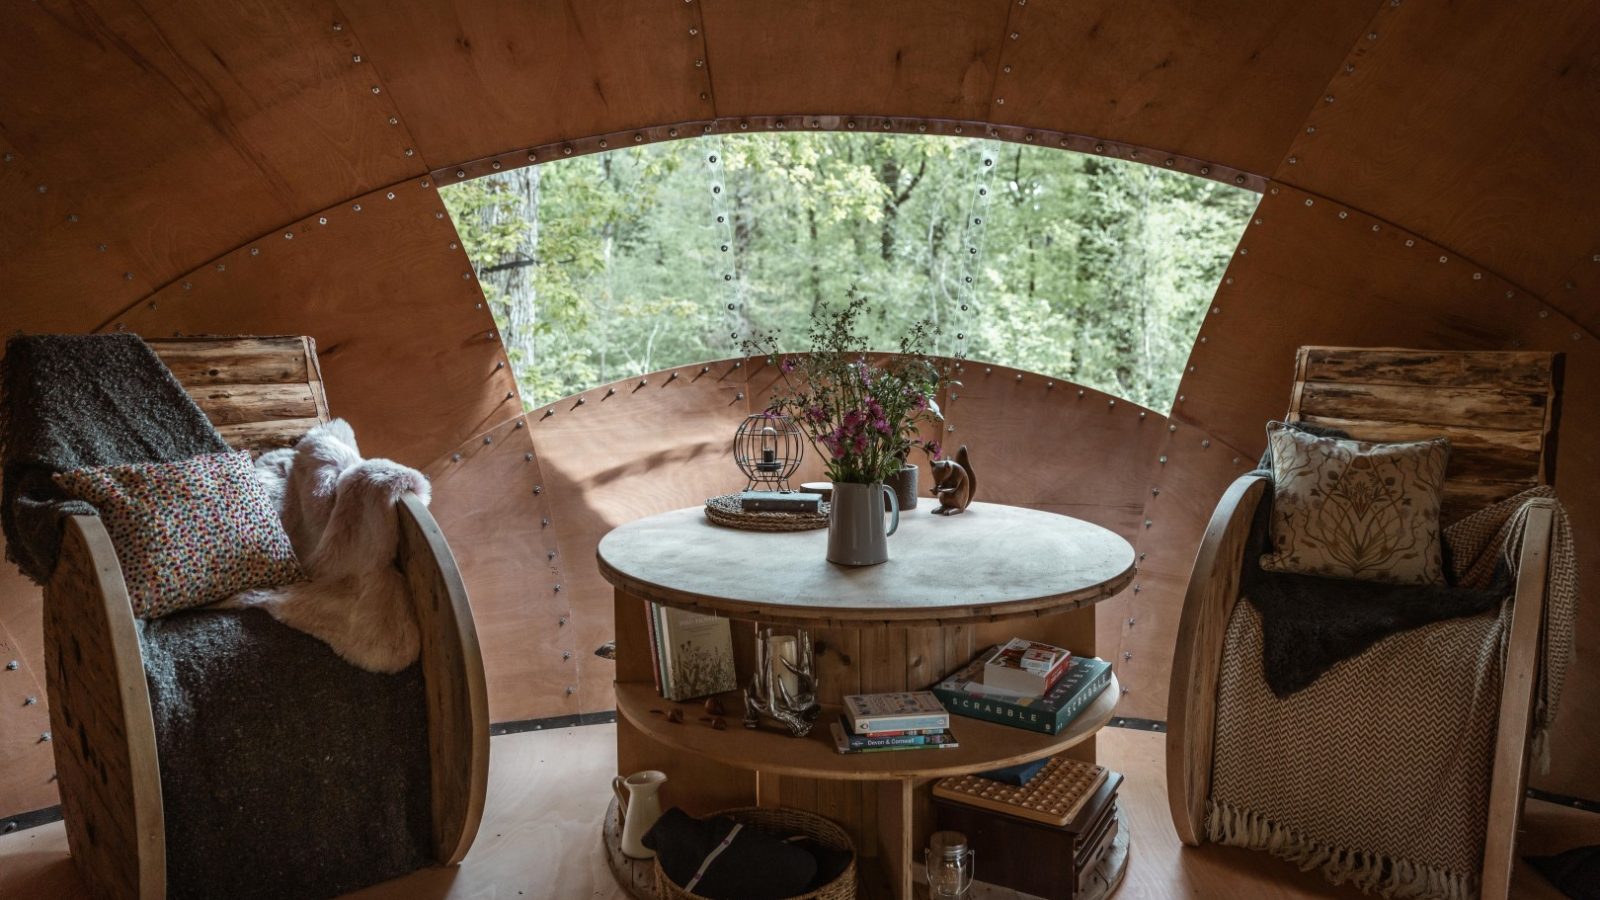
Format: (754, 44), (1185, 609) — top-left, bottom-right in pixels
(1208, 487), (1576, 900)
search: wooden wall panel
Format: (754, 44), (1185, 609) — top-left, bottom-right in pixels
(342, 0), (711, 171)
(0, 0), (421, 292)
(990, 0), (1382, 176)
(1164, 181), (1600, 799)
(699, 0), (1011, 122)
(0, 583), (56, 819)
(1175, 183), (1533, 446)
(527, 361), (753, 714)
(103, 180), (516, 466)
(1277, 0), (1600, 331)
(424, 417), (578, 724)
(0, 145), (152, 336)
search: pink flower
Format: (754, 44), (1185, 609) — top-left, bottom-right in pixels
(780, 357), (796, 373)
(873, 418), (890, 434)
(925, 441), (942, 460)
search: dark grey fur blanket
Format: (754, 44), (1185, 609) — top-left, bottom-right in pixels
(140, 608), (432, 900)
(1, 334), (228, 583)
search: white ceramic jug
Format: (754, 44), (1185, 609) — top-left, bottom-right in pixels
(827, 481), (900, 566)
(612, 769), (667, 859)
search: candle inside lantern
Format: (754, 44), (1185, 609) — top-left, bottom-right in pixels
(768, 634), (800, 700)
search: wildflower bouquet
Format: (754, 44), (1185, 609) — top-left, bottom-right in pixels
(746, 296), (945, 486)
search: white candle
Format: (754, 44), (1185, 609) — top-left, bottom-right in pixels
(769, 635), (801, 700)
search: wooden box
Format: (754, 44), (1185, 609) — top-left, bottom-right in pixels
(932, 772), (1122, 900)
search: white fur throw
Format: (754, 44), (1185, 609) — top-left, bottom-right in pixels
(216, 420), (428, 674)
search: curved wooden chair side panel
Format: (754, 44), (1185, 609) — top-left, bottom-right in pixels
(1165, 473), (1268, 846)
(43, 515), (165, 900)
(398, 491), (490, 866)
(1480, 505), (1553, 900)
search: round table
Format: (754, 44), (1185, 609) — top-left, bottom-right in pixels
(598, 499), (1135, 900)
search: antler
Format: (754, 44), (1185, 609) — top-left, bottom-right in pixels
(743, 628), (822, 737)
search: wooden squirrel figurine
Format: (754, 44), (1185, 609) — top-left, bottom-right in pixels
(929, 444), (976, 515)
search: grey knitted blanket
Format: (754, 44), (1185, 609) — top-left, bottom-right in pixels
(1, 333), (228, 583)
(140, 608), (432, 900)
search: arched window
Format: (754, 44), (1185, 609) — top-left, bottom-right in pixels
(442, 134), (1258, 412)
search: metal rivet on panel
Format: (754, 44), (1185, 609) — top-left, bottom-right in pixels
(36, 184), (46, 193)
(483, 436), (492, 445)
(388, 117), (398, 125)
(98, 243), (108, 252)
(1010, 31), (1019, 39)
(452, 453), (461, 462)
(1169, 424), (1178, 432)
(40, 732), (51, 742)
(1107, 400), (1115, 407)
(250, 247), (261, 256)
(1305, 198), (1314, 207)
(4, 660), (16, 670)
(1164, 158), (1174, 167)
(1439, 255), (1448, 263)
(352, 54), (362, 63)
(371, 86), (381, 94)
(386, 191), (396, 200)
(1201, 440), (1211, 448)
(284, 232), (294, 240)
(122, 272), (133, 281)
(562, 650), (572, 660)
(25, 696), (36, 705)
(1338, 211), (1348, 219)
(1473, 272), (1482, 280)
(563, 147), (573, 155)
(1234, 175), (1246, 185)
(1405, 239), (1415, 247)
(565, 686), (576, 695)
(1159, 456), (1168, 465)
(554, 584), (562, 593)
(542, 518), (550, 527)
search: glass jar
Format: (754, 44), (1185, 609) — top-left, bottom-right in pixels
(925, 830), (976, 898)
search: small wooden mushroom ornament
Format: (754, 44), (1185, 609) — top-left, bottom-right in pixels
(930, 445), (976, 515)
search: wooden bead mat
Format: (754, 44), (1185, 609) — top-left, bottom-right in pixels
(932, 756), (1108, 827)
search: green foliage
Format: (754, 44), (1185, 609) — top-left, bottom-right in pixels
(441, 134), (1257, 412)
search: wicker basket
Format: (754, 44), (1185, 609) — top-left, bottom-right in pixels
(653, 806), (857, 900)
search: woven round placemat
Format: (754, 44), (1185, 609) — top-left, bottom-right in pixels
(704, 493), (829, 532)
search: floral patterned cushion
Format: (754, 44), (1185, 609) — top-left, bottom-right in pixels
(54, 451), (304, 617)
(1260, 422), (1450, 586)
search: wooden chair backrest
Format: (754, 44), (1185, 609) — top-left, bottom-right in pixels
(146, 336), (330, 453)
(1285, 346), (1563, 524)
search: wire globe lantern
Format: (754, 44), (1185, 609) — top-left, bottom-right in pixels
(734, 412), (805, 492)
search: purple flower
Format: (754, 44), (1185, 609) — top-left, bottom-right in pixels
(873, 418), (890, 434)
(780, 357), (796, 374)
(925, 440), (942, 460)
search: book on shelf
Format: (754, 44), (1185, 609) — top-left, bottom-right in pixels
(841, 691), (950, 735)
(830, 721), (960, 754)
(835, 717), (956, 750)
(646, 602), (737, 701)
(982, 637), (1070, 697)
(933, 650), (1112, 735)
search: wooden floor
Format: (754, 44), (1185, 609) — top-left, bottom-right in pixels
(1, 723), (1590, 900)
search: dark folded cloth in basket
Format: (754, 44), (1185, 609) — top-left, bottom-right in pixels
(645, 807), (852, 900)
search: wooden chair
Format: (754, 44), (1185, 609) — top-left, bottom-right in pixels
(42, 336), (491, 900)
(1166, 346), (1563, 900)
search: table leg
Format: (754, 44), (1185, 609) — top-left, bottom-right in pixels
(877, 779), (915, 900)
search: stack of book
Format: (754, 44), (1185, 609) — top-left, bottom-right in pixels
(643, 602), (737, 701)
(931, 644), (1112, 735)
(830, 691), (960, 754)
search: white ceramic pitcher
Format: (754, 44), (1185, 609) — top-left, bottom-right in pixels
(827, 481), (900, 566)
(612, 769), (667, 859)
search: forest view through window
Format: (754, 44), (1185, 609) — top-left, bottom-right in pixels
(441, 134), (1258, 412)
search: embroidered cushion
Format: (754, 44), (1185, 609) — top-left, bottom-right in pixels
(54, 451), (304, 617)
(1260, 422), (1450, 585)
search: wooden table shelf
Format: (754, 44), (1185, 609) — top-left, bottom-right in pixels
(598, 500), (1136, 900)
(615, 678), (1119, 782)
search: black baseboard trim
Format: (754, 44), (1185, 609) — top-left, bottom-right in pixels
(1107, 716), (1167, 733)
(2, 804), (62, 835)
(489, 709), (617, 736)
